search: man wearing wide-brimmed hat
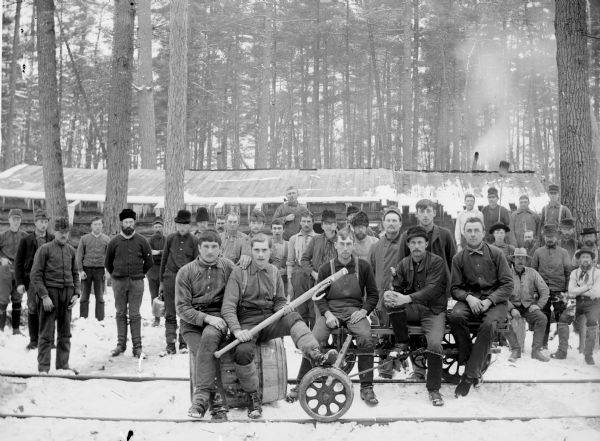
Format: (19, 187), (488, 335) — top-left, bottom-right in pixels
(505, 248), (550, 363)
(160, 209), (198, 355)
(554, 247), (600, 364)
(0, 208), (27, 335)
(14, 209), (54, 349)
(489, 222), (515, 260)
(532, 224), (572, 350)
(105, 208), (153, 358)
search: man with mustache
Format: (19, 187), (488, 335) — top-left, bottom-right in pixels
(509, 195), (540, 247)
(523, 230), (539, 258)
(147, 217), (165, 327)
(384, 226), (448, 406)
(558, 218), (578, 260)
(105, 208), (153, 358)
(350, 211), (378, 261)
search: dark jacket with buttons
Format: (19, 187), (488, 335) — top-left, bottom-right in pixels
(30, 240), (81, 299)
(391, 251), (448, 314)
(105, 233), (153, 279)
(14, 231), (55, 289)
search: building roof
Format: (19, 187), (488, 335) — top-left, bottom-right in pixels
(0, 164), (547, 215)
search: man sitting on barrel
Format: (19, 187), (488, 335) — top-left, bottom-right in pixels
(313, 227), (380, 406)
(175, 230), (235, 420)
(448, 217), (513, 397)
(221, 233), (337, 419)
(384, 226), (448, 407)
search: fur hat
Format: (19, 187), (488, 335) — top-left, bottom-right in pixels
(119, 208), (137, 221)
(174, 209), (192, 224)
(321, 209), (337, 223)
(350, 211), (370, 227)
(406, 226), (429, 243)
(195, 207), (209, 223)
(54, 217), (70, 231)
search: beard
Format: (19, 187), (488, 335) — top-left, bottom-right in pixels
(122, 226), (135, 236)
(524, 240), (533, 247)
(584, 240), (596, 247)
(355, 231), (367, 241)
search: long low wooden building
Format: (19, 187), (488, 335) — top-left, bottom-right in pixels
(0, 164), (547, 233)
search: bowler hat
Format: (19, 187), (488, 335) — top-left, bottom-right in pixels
(406, 226), (429, 243)
(542, 224), (558, 236)
(581, 227), (598, 236)
(487, 188), (498, 197)
(548, 184), (559, 193)
(8, 208), (22, 218)
(489, 222), (510, 235)
(195, 207), (209, 223)
(350, 211), (370, 227)
(174, 209), (192, 224)
(119, 208), (137, 221)
(575, 246), (596, 261)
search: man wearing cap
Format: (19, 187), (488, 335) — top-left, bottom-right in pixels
(558, 247), (600, 364)
(539, 185), (573, 241)
(531, 224), (572, 350)
(147, 217), (165, 327)
(455, 194), (484, 252)
(105, 208), (153, 358)
(509, 195), (541, 247)
(219, 212), (251, 266)
(489, 222), (515, 260)
(301, 210), (338, 287)
(286, 209), (317, 325)
(30, 217), (80, 373)
(160, 209), (198, 354)
(384, 226), (448, 406)
(482, 188), (514, 245)
(194, 207), (210, 237)
(0, 208), (28, 335)
(14, 209), (54, 349)
(350, 211), (378, 261)
(76, 217), (110, 322)
(273, 186), (308, 240)
(505, 248), (550, 362)
(558, 218), (578, 259)
(399, 199), (456, 272)
(449, 217), (513, 397)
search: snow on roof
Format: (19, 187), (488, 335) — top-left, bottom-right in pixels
(0, 164), (546, 215)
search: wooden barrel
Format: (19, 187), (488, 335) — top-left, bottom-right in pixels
(189, 338), (287, 408)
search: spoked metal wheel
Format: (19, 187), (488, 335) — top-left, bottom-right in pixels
(442, 332), (491, 383)
(298, 367), (354, 422)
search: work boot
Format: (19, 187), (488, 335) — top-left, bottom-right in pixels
(12, 328), (22, 336)
(132, 347), (144, 359)
(152, 318), (160, 327)
(210, 391), (228, 421)
(25, 342), (38, 351)
(285, 386), (299, 403)
(166, 343), (176, 355)
(389, 343), (410, 360)
(585, 355), (595, 365)
(111, 345), (126, 357)
(428, 390), (444, 407)
(455, 375), (474, 398)
(360, 387), (379, 406)
(179, 341), (189, 354)
(308, 348), (338, 366)
(508, 348), (521, 363)
(188, 399), (208, 419)
(247, 392), (262, 419)
(584, 326), (598, 357)
(531, 350), (550, 362)
(551, 323), (569, 359)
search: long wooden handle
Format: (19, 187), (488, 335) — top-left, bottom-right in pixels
(214, 268), (348, 358)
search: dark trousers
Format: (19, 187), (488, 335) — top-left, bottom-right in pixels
(147, 276), (160, 317)
(80, 267), (105, 321)
(181, 320), (227, 405)
(27, 290), (40, 345)
(38, 287), (72, 372)
(312, 314), (375, 387)
(449, 300), (507, 379)
(506, 305), (547, 352)
(389, 304), (445, 391)
(291, 270), (315, 328)
(163, 273), (184, 346)
(542, 291), (567, 346)
(0, 264), (22, 331)
(112, 277), (144, 350)
(559, 297), (600, 327)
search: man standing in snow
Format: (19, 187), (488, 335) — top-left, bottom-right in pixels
(273, 186), (308, 240)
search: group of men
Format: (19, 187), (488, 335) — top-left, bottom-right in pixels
(1, 181), (598, 419)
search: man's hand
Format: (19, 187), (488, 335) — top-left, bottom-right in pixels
(204, 315), (227, 332)
(234, 329), (253, 342)
(68, 294), (79, 309)
(16, 284), (26, 295)
(151, 249), (161, 256)
(510, 308), (521, 319)
(158, 283), (164, 296)
(42, 296), (54, 312)
(282, 304), (295, 315)
(528, 304), (540, 313)
(466, 295), (483, 314)
(481, 298), (492, 313)
(348, 309), (367, 324)
(324, 311), (340, 329)
(311, 271), (319, 281)
(285, 213), (295, 222)
(239, 255), (251, 269)
(79, 271), (87, 280)
(383, 290), (410, 308)
(0, 257), (9, 266)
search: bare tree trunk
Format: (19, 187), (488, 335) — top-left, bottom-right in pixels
(104, 0), (135, 235)
(344, 0), (352, 167)
(311, 0), (321, 168)
(23, 5), (36, 164)
(368, 22), (387, 168)
(165, 0), (188, 234)
(322, 38), (330, 169)
(256, 0), (273, 169)
(137, 0), (157, 169)
(555, 0), (596, 229)
(301, 47), (309, 168)
(399, 0), (413, 170)
(411, 0), (420, 169)
(36, 0), (68, 223)
(2, 0), (23, 170)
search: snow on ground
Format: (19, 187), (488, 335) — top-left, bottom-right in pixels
(1, 281), (600, 440)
